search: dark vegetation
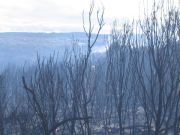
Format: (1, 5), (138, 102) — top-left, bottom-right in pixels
(0, 1), (180, 135)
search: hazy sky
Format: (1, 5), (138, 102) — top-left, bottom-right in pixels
(0, 0), (179, 33)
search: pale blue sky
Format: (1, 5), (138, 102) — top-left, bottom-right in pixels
(0, 0), (179, 33)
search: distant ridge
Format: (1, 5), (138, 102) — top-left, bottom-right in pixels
(0, 32), (108, 69)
